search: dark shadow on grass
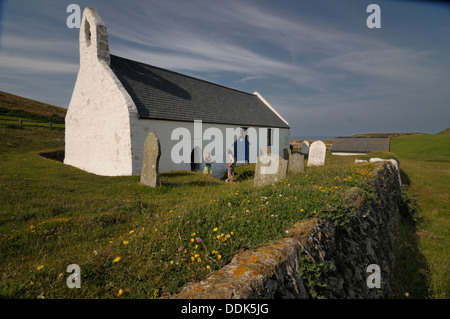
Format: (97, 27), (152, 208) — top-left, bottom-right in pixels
(390, 180), (431, 298)
(39, 150), (65, 163)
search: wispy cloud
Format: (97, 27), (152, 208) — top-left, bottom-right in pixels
(0, 34), (78, 74)
(0, 0), (448, 134)
(0, 55), (78, 74)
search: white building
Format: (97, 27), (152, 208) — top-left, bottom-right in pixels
(64, 7), (290, 177)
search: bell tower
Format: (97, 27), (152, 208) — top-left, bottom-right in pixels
(79, 7), (110, 66)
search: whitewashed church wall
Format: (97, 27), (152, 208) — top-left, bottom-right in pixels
(64, 8), (136, 176)
(129, 117), (290, 178)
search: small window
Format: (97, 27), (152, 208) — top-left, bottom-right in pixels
(267, 128), (272, 146)
(85, 20), (91, 47)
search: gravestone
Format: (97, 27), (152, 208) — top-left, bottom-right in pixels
(140, 132), (161, 187)
(300, 141), (309, 155)
(254, 146), (288, 187)
(289, 153), (304, 174)
(307, 141), (326, 167)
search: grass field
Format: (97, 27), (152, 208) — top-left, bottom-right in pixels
(390, 133), (450, 298)
(1, 125), (388, 298)
(0, 92), (447, 298)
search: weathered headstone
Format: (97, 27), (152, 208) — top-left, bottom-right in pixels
(300, 141), (309, 155)
(140, 132), (161, 187)
(254, 146), (288, 187)
(307, 141), (326, 167)
(289, 153), (304, 174)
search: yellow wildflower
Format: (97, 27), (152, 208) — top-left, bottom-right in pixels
(113, 257), (121, 263)
(213, 227), (218, 232)
(123, 240), (129, 245)
(36, 265), (44, 271)
(217, 255), (222, 260)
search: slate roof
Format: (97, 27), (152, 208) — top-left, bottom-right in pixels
(331, 137), (390, 153)
(109, 55), (289, 128)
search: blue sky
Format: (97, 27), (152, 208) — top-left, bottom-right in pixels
(0, 0), (449, 138)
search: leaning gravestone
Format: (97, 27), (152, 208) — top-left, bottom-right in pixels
(140, 132), (161, 187)
(254, 146), (288, 187)
(300, 141), (309, 155)
(307, 141), (326, 167)
(289, 153), (304, 174)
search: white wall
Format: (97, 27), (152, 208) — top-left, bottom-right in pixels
(130, 117), (290, 178)
(64, 8), (136, 176)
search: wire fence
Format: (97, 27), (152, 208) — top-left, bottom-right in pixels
(0, 118), (64, 130)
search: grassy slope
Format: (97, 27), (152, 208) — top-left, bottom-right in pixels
(391, 133), (450, 298)
(0, 91), (66, 127)
(0, 91), (67, 119)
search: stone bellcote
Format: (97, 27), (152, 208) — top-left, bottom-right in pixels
(79, 7), (110, 66)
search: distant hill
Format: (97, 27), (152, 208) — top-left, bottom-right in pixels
(436, 128), (450, 135)
(0, 91), (67, 124)
(352, 132), (426, 139)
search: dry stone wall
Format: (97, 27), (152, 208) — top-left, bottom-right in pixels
(169, 161), (402, 299)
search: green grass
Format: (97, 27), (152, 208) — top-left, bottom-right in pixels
(0, 115), (65, 131)
(0, 126), (382, 298)
(390, 134), (450, 299)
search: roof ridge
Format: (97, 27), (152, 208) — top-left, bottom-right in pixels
(110, 54), (256, 97)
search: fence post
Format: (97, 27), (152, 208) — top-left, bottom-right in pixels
(19, 120), (23, 128)
(49, 122), (53, 130)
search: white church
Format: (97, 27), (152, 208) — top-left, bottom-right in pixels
(64, 7), (290, 177)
